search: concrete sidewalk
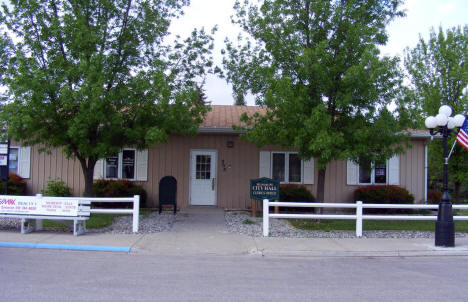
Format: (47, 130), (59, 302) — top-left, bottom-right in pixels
(2, 207), (468, 257)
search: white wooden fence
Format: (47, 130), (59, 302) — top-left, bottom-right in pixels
(262, 199), (468, 237)
(87, 195), (140, 233)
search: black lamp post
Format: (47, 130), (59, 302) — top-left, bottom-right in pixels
(425, 105), (465, 247)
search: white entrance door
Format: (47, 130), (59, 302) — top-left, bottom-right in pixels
(190, 150), (217, 206)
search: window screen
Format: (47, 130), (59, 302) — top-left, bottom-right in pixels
(272, 153), (285, 182)
(122, 150), (135, 179)
(288, 153), (301, 183)
(106, 155), (119, 178)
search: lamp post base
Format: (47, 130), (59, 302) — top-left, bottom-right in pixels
(435, 221), (455, 247)
(435, 200), (455, 247)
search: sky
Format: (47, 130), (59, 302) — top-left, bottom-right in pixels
(169, 0), (468, 106)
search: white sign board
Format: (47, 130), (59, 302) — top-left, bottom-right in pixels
(0, 145), (7, 154)
(0, 196), (79, 216)
(0, 155), (7, 166)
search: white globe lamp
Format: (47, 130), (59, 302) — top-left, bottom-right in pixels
(425, 116), (437, 129)
(453, 114), (465, 128)
(439, 105), (452, 117)
(435, 113), (448, 126)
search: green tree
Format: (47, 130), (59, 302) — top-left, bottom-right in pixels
(403, 26), (468, 202)
(223, 0), (411, 202)
(0, 0), (215, 196)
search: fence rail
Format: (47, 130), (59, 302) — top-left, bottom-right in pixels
(87, 195), (140, 233)
(262, 199), (468, 237)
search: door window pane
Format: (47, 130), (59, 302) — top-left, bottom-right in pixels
(196, 155), (211, 179)
(289, 153), (301, 182)
(106, 155), (119, 178)
(272, 153), (285, 182)
(374, 163), (386, 184)
(122, 150), (135, 179)
(8, 148), (18, 174)
(359, 159), (371, 184)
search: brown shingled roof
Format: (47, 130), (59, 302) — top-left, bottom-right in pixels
(200, 105), (266, 129)
(199, 105), (430, 137)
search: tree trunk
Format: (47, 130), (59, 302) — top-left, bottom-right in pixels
(316, 168), (326, 220)
(317, 168), (326, 202)
(78, 158), (96, 197)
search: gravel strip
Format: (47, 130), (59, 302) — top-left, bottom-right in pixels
(225, 211), (467, 239)
(0, 212), (176, 235)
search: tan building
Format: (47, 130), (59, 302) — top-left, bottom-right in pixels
(10, 105), (430, 209)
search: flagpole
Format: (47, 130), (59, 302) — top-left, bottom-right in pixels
(447, 137), (457, 160)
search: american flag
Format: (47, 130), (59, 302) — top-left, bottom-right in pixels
(457, 116), (468, 151)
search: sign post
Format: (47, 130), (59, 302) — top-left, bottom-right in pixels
(0, 140), (9, 195)
(250, 177), (280, 217)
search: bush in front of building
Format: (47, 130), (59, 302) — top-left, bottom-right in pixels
(354, 185), (414, 214)
(0, 173), (27, 195)
(92, 179), (147, 208)
(427, 190), (442, 204)
(278, 184), (315, 213)
(41, 179), (73, 197)
(280, 184), (316, 202)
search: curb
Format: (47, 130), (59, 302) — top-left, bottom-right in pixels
(260, 250), (468, 258)
(0, 242), (131, 252)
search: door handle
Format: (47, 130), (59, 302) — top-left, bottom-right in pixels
(212, 178), (215, 190)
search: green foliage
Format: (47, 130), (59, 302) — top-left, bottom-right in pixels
(0, 0), (215, 196)
(0, 173), (27, 195)
(354, 185), (414, 214)
(403, 26), (468, 202)
(223, 0), (410, 201)
(41, 179), (73, 197)
(280, 185), (315, 202)
(93, 179), (147, 208)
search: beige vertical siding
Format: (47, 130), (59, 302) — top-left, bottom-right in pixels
(322, 139), (427, 203)
(21, 136), (427, 209)
(24, 145), (85, 196)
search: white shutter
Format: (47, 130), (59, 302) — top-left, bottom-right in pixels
(259, 151), (271, 178)
(388, 154), (400, 185)
(136, 149), (148, 181)
(303, 158), (314, 184)
(18, 147), (31, 179)
(93, 159), (104, 180)
(347, 159), (358, 185)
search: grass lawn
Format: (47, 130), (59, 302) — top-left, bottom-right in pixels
(43, 209), (152, 229)
(289, 218), (468, 233)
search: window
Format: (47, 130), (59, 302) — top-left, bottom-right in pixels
(272, 152), (302, 183)
(8, 147), (19, 174)
(196, 155), (211, 179)
(358, 159), (387, 184)
(105, 149), (136, 180)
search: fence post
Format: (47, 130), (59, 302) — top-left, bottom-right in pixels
(356, 201), (363, 238)
(35, 194), (43, 231)
(263, 199), (269, 237)
(132, 195), (140, 233)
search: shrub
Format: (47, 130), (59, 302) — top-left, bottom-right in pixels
(427, 190), (442, 204)
(41, 179), (73, 197)
(280, 184), (316, 202)
(92, 179), (147, 208)
(278, 185), (315, 213)
(0, 173), (27, 195)
(354, 185), (415, 214)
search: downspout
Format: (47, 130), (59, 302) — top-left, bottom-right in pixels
(424, 143), (428, 203)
